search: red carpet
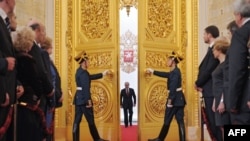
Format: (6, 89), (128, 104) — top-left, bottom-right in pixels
(121, 125), (138, 141)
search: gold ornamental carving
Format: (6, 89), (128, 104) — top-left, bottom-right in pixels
(81, 0), (109, 39)
(91, 83), (112, 122)
(146, 51), (168, 68)
(85, 52), (113, 68)
(145, 82), (167, 121)
(148, 0), (173, 38)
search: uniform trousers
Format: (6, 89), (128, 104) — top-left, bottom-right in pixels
(73, 105), (100, 140)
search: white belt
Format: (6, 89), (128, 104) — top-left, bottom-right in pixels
(168, 87), (182, 92)
(76, 87), (82, 90)
(176, 87), (182, 92)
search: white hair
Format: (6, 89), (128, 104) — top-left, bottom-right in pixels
(233, 0), (250, 17)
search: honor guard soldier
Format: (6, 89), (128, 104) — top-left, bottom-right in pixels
(72, 51), (109, 141)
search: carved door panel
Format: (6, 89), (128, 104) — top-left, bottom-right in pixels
(65, 0), (119, 140)
(138, 1), (187, 140)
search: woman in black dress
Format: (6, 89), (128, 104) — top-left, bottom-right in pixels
(212, 37), (230, 141)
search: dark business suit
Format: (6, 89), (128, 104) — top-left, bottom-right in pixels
(72, 67), (103, 141)
(28, 42), (54, 110)
(15, 52), (44, 141)
(28, 42), (54, 140)
(120, 87), (136, 127)
(152, 67), (186, 141)
(39, 50), (55, 141)
(50, 61), (62, 108)
(0, 52), (7, 104)
(0, 14), (16, 141)
(228, 20), (250, 124)
(195, 46), (222, 141)
(0, 58), (7, 75)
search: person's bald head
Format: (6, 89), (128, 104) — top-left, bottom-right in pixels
(27, 19), (46, 44)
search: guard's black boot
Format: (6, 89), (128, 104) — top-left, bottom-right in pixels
(89, 124), (101, 140)
(178, 121), (186, 141)
(148, 138), (161, 141)
(158, 124), (170, 141)
(72, 123), (79, 141)
(148, 124), (169, 141)
(95, 138), (109, 141)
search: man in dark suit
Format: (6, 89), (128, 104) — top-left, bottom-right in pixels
(227, 0), (250, 125)
(41, 36), (63, 141)
(195, 25), (222, 141)
(0, 0), (17, 141)
(27, 20), (54, 140)
(120, 82), (136, 127)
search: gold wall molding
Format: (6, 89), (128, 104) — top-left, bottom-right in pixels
(54, 0), (61, 128)
(190, 0), (199, 127)
(66, 0), (74, 126)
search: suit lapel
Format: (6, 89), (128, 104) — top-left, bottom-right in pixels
(199, 47), (211, 69)
(0, 17), (15, 56)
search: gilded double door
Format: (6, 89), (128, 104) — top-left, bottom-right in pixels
(55, 0), (199, 140)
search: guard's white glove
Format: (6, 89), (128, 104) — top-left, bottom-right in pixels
(146, 68), (154, 73)
(102, 69), (109, 76)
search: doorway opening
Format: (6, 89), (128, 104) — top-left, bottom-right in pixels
(119, 5), (138, 141)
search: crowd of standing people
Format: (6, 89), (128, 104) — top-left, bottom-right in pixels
(0, 0), (63, 141)
(195, 0), (250, 141)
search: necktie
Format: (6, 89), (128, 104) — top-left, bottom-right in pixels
(126, 89), (129, 96)
(5, 17), (11, 32)
(207, 47), (212, 52)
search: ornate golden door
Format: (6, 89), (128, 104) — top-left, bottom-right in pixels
(59, 0), (119, 141)
(55, 0), (199, 140)
(138, 0), (197, 141)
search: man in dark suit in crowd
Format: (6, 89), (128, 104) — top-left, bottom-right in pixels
(120, 82), (136, 127)
(0, 0), (17, 141)
(41, 36), (63, 141)
(195, 25), (222, 141)
(227, 0), (250, 125)
(27, 20), (54, 140)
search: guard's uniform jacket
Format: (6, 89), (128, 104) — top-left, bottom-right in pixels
(73, 67), (103, 106)
(153, 67), (186, 106)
